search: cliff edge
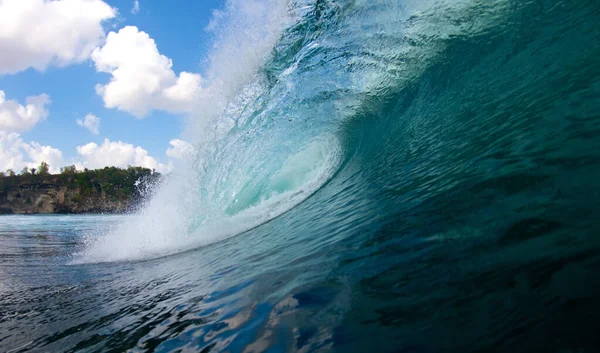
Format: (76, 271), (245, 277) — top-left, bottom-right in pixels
(0, 167), (161, 214)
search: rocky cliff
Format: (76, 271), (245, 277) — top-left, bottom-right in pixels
(0, 167), (160, 214)
(0, 179), (127, 214)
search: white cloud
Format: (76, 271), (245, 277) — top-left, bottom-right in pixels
(0, 133), (174, 175)
(0, 90), (50, 132)
(76, 138), (170, 172)
(76, 113), (100, 135)
(92, 26), (201, 117)
(166, 139), (194, 160)
(0, 131), (63, 174)
(132, 0), (140, 14)
(23, 142), (64, 173)
(0, 132), (28, 172)
(0, 0), (116, 75)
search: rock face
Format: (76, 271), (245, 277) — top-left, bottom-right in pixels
(0, 175), (147, 214)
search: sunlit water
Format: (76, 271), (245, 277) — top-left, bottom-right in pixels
(2, 0), (600, 352)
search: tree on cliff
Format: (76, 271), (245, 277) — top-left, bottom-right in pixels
(60, 165), (77, 175)
(21, 167), (30, 175)
(38, 162), (50, 175)
(6, 169), (16, 177)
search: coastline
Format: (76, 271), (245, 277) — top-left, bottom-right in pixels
(0, 167), (160, 215)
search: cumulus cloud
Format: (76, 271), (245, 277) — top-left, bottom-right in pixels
(92, 26), (201, 117)
(0, 131), (63, 174)
(0, 0), (116, 75)
(76, 138), (170, 172)
(0, 132), (29, 172)
(132, 0), (140, 14)
(0, 133), (174, 175)
(0, 90), (50, 132)
(23, 142), (64, 173)
(166, 139), (195, 160)
(76, 113), (101, 135)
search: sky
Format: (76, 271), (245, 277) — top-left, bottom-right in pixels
(0, 0), (225, 173)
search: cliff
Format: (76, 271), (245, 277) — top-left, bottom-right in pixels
(0, 167), (161, 214)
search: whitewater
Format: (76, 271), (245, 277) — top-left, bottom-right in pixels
(2, 0), (600, 352)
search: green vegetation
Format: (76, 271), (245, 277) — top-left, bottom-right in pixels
(65, 165), (161, 202)
(38, 162), (50, 175)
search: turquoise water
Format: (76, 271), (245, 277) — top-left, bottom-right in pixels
(2, 0), (600, 352)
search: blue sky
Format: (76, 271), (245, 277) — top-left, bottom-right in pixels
(0, 0), (226, 173)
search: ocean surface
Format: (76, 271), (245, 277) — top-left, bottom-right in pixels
(2, 0), (600, 352)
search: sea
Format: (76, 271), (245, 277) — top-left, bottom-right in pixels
(1, 0), (600, 352)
